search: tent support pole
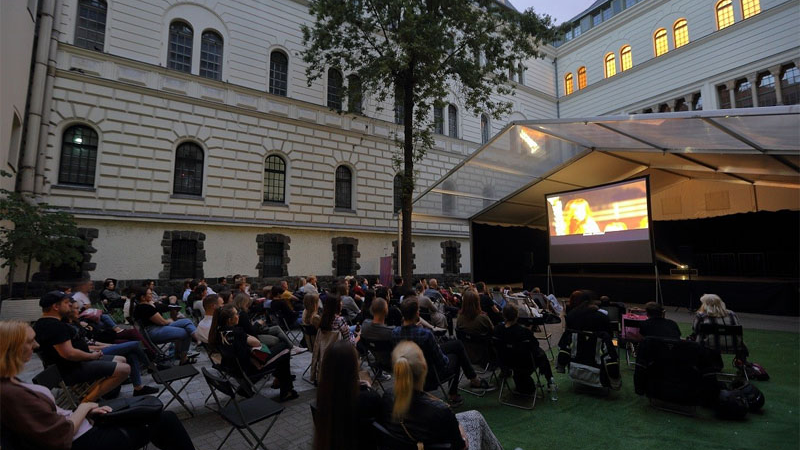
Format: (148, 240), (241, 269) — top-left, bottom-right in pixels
(546, 265), (555, 297)
(654, 264), (664, 306)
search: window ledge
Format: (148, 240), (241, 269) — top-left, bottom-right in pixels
(170, 194), (204, 201)
(262, 201), (289, 208)
(52, 184), (96, 192)
(334, 208), (358, 214)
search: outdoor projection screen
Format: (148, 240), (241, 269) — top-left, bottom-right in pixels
(546, 177), (654, 264)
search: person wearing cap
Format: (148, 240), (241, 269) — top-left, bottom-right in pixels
(33, 291), (131, 402)
(639, 301), (681, 339)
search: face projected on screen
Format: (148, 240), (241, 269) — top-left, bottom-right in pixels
(548, 180), (649, 237)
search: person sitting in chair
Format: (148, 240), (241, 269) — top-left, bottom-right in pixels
(493, 303), (557, 399)
(639, 302), (681, 339)
(131, 287), (198, 365)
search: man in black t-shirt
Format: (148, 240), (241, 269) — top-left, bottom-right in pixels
(33, 291), (130, 402)
(639, 302), (682, 339)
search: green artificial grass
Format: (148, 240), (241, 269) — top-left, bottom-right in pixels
(455, 324), (799, 450)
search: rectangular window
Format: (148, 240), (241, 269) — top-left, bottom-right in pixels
(262, 242), (284, 277)
(336, 244), (354, 277)
(717, 85), (732, 109)
(444, 247), (459, 274)
(742, 0), (761, 19)
(75, 0), (107, 51)
(170, 239), (197, 279)
(434, 105), (444, 134)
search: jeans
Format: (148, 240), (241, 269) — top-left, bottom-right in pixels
(147, 319), (196, 357)
(100, 314), (118, 329)
(72, 410), (195, 450)
(102, 341), (147, 387)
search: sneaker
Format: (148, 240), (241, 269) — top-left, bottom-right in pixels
(448, 394), (464, 408)
(290, 346), (307, 356)
(378, 372), (392, 381)
(133, 385), (160, 396)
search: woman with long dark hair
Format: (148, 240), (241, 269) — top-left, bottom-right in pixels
(319, 295), (356, 345)
(456, 289), (493, 335)
(313, 341), (380, 450)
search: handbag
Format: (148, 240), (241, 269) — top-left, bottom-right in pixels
(94, 396), (163, 425)
(79, 308), (103, 323)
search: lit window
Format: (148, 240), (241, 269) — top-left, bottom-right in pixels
(59, 125), (98, 186)
(269, 51), (288, 96)
(604, 53), (616, 78)
(199, 30), (223, 80)
(577, 67), (587, 89)
(673, 19), (689, 48)
(653, 29), (668, 57)
(168, 21), (193, 73)
(620, 46), (632, 72)
(742, 0), (760, 19)
(74, 0), (107, 51)
(716, 0), (735, 30)
(564, 73), (574, 95)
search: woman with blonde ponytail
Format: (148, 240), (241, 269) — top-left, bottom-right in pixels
(381, 342), (503, 450)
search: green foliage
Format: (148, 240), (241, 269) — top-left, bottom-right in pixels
(0, 171), (84, 295)
(302, 0), (560, 281)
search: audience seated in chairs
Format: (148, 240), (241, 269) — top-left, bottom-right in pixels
(311, 294), (358, 384)
(33, 291), (130, 402)
(380, 341), (503, 450)
(639, 302), (682, 340)
(0, 320), (196, 450)
(690, 294), (747, 354)
(65, 299), (158, 396)
(392, 298), (489, 407)
(413, 283), (448, 329)
(100, 278), (126, 310)
(475, 282), (503, 326)
(313, 340), (382, 450)
(361, 298), (395, 381)
(195, 294), (224, 344)
(337, 282), (361, 323)
(456, 289), (495, 367)
(234, 293), (304, 356)
(208, 304), (298, 402)
(269, 285), (303, 328)
(494, 303), (557, 398)
(131, 286), (198, 365)
(302, 293), (322, 329)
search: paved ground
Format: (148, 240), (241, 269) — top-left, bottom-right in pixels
(17, 305), (798, 450)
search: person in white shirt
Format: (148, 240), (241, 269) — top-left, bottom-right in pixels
(196, 294), (224, 344)
(71, 280), (93, 310)
(302, 275), (319, 296)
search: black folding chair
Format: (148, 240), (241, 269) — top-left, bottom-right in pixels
(559, 329), (621, 393)
(519, 316), (555, 361)
(301, 324), (318, 385)
(697, 323), (748, 380)
(32, 364), (92, 409)
(455, 328), (495, 374)
(203, 367), (284, 450)
(361, 337), (395, 392)
(492, 336), (542, 409)
(372, 421), (451, 450)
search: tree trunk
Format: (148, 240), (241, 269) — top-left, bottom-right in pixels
(400, 77), (415, 286)
(4, 262), (14, 300)
(23, 255), (32, 298)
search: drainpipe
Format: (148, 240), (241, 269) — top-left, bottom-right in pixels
(553, 57), (560, 118)
(20, 0), (56, 196)
(34, 5), (62, 195)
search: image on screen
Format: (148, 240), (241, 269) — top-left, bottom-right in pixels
(546, 178), (653, 264)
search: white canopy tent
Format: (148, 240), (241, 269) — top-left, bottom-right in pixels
(412, 106), (800, 228)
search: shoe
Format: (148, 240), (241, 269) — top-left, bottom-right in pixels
(278, 390), (299, 402)
(448, 394), (464, 407)
(290, 346), (307, 356)
(470, 378), (491, 390)
(379, 372), (392, 381)
(133, 385), (160, 396)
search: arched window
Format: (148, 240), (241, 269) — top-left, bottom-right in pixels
(393, 173), (403, 214)
(604, 53), (616, 78)
(173, 142), (204, 196)
(269, 51), (289, 96)
(734, 78), (753, 108)
(59, 125), (98, 186)
(448, 104), (458, 138)
(673, 19), (689, 48)
(741, 0), (760, 19)
(199, 30), (223, 80)
(327, 69), (343, 110)
(168, 21), (193, 73)
(757, 71), (776, 107)
(564, 73), (574, 95)
(781, 64), (800, 105)
(653, 29), (668, 57)
(433, 104), (444, 134)
(347, 74), (363, 114)
(75, 0), (107, 51)
(517, 63), (525, 85)
(577, 67), (587, 89)
(716, 0), (735, 30)
(480, 114), (490, 144)
(335, 165), (353, 209)
(263, 155), (286, 203)
(619, 46), (632, 72)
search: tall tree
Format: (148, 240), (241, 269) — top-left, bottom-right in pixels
(302, 0), (558, 283)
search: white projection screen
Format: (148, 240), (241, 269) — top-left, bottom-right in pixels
(546, 177), (654, 264)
